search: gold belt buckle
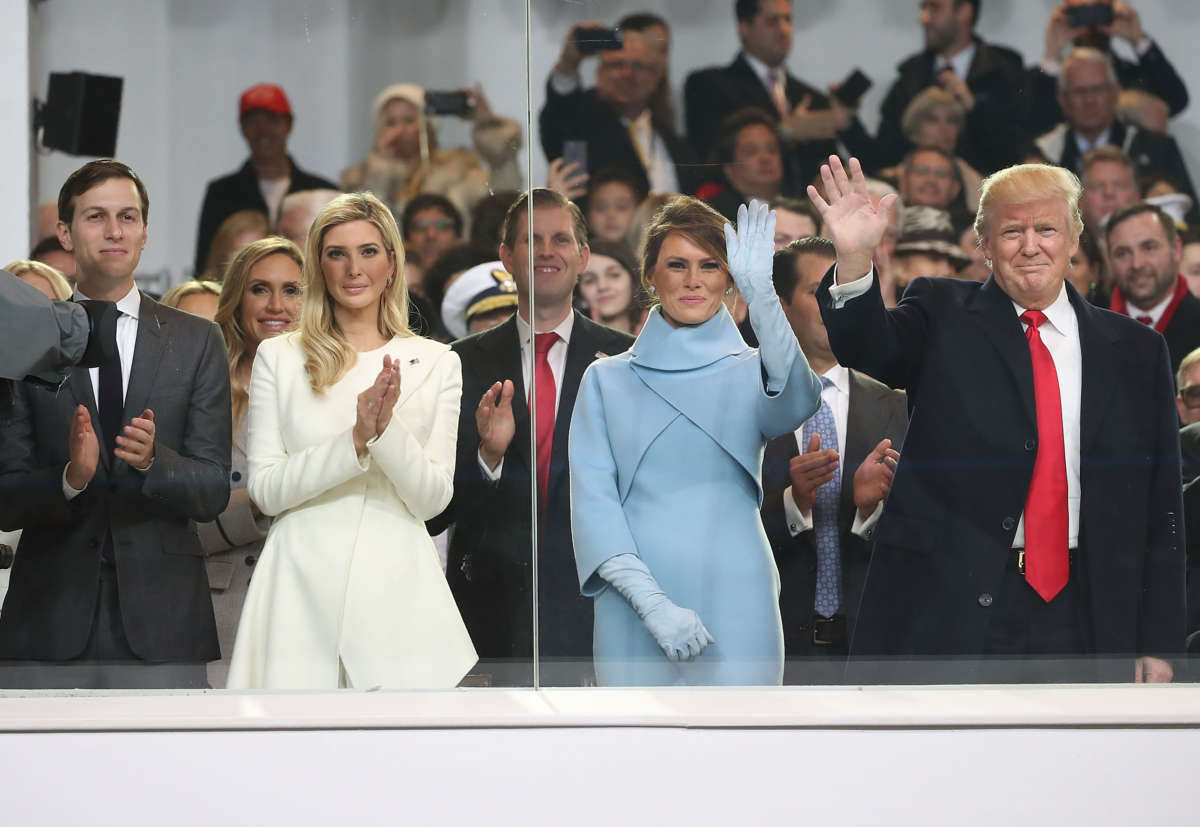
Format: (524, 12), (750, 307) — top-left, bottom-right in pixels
(1017, 549), (1025, 574)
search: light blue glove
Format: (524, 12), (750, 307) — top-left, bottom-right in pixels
(724, 200), (798, 393)
(723, 200), (776, 307)
(597, 553), (715, 663)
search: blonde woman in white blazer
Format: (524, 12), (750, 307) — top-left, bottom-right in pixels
(227, 192), (476, 689)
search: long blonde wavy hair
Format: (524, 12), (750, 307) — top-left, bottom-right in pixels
(214, 237), (304, 427)
(300, 192), (411, 392)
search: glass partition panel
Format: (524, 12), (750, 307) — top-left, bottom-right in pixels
(3, 0), (535, 692)
(530, 0), (1200, 688)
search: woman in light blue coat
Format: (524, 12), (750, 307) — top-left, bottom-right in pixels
(570, 198), (822, 686)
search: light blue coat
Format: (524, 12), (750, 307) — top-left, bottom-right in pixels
(570, 304), (821, 685)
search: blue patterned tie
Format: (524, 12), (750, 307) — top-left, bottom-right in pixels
(801, 377), (842, 618)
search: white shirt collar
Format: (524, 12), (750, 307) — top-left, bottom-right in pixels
(1073, 128), (1111, 154)
(515, 308), (574, 347)
(936, 41), (976, 78)
(1014, 282), (1075, 337)
(75, 282), (141, 319)
(1133, 286), (1177, 327)
(821, 363), (850, 395)
(741, 51), (779, 90)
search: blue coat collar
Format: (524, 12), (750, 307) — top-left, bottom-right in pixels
(629, 305), (749, 371)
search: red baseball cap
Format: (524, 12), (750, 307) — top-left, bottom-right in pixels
(239, 83), (292, 118)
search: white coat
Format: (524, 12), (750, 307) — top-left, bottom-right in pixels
(226, 332), (477, 689)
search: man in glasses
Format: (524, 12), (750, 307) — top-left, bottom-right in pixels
(401, 194), (463, 271)
(898, 147), (966, 220)
(1034, 48), (1196, 222)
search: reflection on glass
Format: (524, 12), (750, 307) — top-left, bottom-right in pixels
(533, 0), (1196, 688)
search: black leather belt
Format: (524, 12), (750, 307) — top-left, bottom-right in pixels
(1012, 547), (1077, 574)
(799, 613), (846, 646)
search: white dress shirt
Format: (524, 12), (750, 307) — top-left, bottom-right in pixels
(63, 283), (142, 498)
(1128, 288), (1175, 328)
(478, 311), (574, 481)
(829, 267), (1082, 547)
(1073, 128), (1112, 155)
(781, 364), (883, 537)
(934, 41), (976, 79)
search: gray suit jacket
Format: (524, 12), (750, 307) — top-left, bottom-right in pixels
(0, 294), (231, 662)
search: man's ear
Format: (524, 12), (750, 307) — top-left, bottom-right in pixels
(498, 243), (513, 274)
(576, 243), (590, 279)
(56, 220), (74, 253)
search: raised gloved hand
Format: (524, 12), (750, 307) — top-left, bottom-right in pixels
(723, 200), (777, 308)
(596, 553), (715, 663)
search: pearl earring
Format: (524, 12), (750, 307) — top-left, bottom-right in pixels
(647, 284), (656, 295)
(984, 259), (992, 270)
(725, 287), (734, 295)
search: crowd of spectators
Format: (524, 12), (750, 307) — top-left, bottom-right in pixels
(5, 0), (1200, 689)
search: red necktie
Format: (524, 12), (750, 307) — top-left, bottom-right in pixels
(767, 69), (789, 118)
(532, 332), (558, 505)
(1020, 310), (1070, 601)
(1137, 315), (1153, 325)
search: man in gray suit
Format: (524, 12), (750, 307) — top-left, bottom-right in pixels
(760, 237), (908, 684)
(0, 160), (231, 688)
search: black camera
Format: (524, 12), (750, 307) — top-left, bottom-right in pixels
(425, 90), (474, 117)
(1067, 3), (1115, 28)
(575, 26), (623, 56)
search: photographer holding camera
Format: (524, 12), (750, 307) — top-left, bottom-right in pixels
(339, 82), (522, 238)
(539, 19), (699, 204)
(1028, 1), (1189, 137)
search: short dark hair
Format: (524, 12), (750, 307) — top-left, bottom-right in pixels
(1106, 202), (1178, 249)
(1180, 225), (1200, 247)
(58, 159), (150, 225)
(735, 0), (765, 23)
(1075, 227), (1102, 268)
(500, 188), (589, 251)
(770, 197), (820, 226)
(421, 240), (498, 315)
(617, 12), (668, 32)
(903, 145), (957, 171)
(957, 0), (979, 28)
(713, 107), (781, 165)
(470, 190), (520, 248)
(401, 193), (463, 239)
(587, 166), (649, 205)
(29, 234), (67, 260)
(773, 236), (835, 302)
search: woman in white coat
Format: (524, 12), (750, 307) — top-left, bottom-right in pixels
(227, 192), (477, 689)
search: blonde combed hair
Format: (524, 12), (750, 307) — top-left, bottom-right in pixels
(300, 191), (411, 393)
(161, 278), (222, 310)
(214, 237), (304, 426)
(5, 259), (73, 300)
(974, 163), (1084, 241)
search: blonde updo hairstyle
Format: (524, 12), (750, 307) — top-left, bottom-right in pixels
(5, 259), (73, 300)
(974, 163), (1084, 243)
(299, 191), (411, 393)
(639, 195), (731, 300)
(214, 236), (304, 426)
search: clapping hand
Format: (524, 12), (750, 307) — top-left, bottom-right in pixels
(852, 438), (900, 520)
(65, 404), (99, 491)
(789, 432), (840, 515)
(115, 409), (156, 471)
(807, 155), (898, 282)
(476, 379), (516, 472)
(723, 200), (777, 308)
(353, 355), (400, 457)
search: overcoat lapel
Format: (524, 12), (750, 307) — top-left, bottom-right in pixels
(1072, 288), (1118, 457)
(967, 277), (1037, 428)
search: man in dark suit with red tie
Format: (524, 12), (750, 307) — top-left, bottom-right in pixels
(1105, 202), (1200, 375)
(427, 189), (633, 686)
(811, 156), (1184, 684)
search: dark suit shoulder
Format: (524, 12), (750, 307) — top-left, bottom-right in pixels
(143, 295), (221, 337)
(451, 317), (516, 362)
(974, 39), (1024, 71)
(571, 313), (636, 353)
(850, 368), (905, 399)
